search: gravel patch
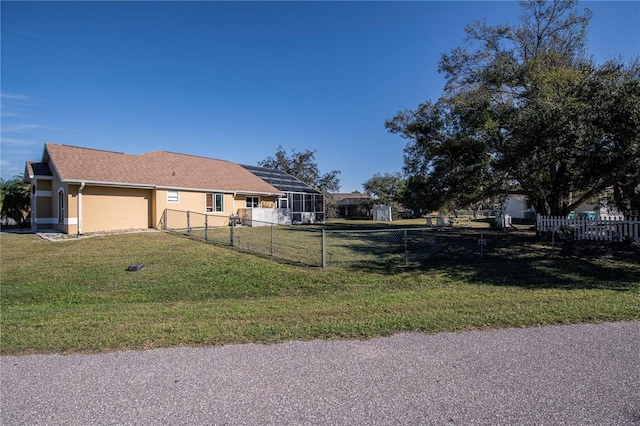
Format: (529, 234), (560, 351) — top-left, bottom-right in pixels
(1, 227), (156, 241)
(2, 321), (639, 425)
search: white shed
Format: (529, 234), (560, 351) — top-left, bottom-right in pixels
(373, 205), (392, 222)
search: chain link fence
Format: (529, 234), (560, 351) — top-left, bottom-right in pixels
(163, 209), (513, 268)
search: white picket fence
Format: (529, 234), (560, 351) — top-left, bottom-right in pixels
(537, 215), (640, 242)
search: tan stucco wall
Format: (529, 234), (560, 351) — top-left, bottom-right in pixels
(155, 189), (237, 228)
(31, 178), (53, 230)
(157, 191), (280, 229)
(77, 186), (152, 233)
(35, 195), (52, 225)
(51, 174), (69, 233)
(37, 180), (52, 191)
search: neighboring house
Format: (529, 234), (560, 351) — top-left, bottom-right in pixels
(241, 165), (324, 224)
(24, 143), (283, 234)
(503, 190), (623, 220)
(332, 193), (373, 218)
(502, 193), (536, 221)
(572, 201), (624, 220)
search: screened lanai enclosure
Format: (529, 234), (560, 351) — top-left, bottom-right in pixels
(242, 165), (325, 224)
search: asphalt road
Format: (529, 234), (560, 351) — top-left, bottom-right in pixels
(2, 321), (639, 425)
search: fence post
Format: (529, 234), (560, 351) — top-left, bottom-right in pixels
(164, 208), (167, 230)
(322, 229), (326, 268)
(230, 216), (235, 246)
(270, 223), (274, 256)
(205, 214), (208, 242)
(404, 229), (408, 266)
(187, 211), (191, 236)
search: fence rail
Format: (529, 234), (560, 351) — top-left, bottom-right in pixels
(537, 215), (640, 242)
(163, 209), (494, 267)
(163, 209), (639, 267)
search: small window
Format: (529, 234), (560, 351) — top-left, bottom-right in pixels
(206, 193), (224, 212)
(246, 196), (259, 208)
(167, 191), (179, 203)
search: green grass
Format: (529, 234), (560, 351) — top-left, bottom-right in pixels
(1, 229), (639, 355)
(174, 217), (499, 267)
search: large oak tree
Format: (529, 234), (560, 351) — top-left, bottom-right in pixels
(387, 0), (640, 216)
(259, 145), (341, 194)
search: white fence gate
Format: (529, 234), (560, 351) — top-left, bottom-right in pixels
(537, 215), (640, 242)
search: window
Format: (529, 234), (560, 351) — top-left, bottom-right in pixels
(206, 193), (224, 212)
(277, 195), (289, 209)
(167, 191), (179, 203)
(58, 189), (65, 223)
(246, 196), (259, 208)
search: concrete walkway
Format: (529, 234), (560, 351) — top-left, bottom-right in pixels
(2, 321), (639, 425)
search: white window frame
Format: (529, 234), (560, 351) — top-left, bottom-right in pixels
(277, 195), (289, 209)
(246, 196), (259, 208)
(206, 193), (224, 213)
(167, 190), (180, 203)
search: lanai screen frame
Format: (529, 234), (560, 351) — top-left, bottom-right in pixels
(242, 165), (325, 223)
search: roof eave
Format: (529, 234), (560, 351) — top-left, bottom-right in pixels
(64, 179), (156, 189)
(156, 185), (283, 196)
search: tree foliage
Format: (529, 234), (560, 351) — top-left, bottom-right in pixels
(1, 176), (31, 227)
(387, 0), (640, 216)
(258, 145), (341, 193)
(362, 172), (409, 218)
(362, 172), (404, 205)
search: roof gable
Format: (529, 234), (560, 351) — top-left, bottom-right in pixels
(40, 143), (282, 194)
(25, 161), (53, 179)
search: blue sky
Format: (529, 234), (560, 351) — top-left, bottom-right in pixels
(2, 1), (639, 192)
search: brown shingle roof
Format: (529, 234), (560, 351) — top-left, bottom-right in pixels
(331, 193), (373, 206)
(43, 143), (282, 194)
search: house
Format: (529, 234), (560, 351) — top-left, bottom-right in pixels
(332, 193), (373, 218)
(570, 202), (624, 220)
(241, 164), (324, 224)
(503, 190), (624, 221)
(24, 143), (283, 234)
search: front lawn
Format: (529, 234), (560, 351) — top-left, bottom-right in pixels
(1, 230), (638, 354)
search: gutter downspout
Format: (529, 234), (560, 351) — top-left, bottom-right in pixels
(77, 182), (85, 235)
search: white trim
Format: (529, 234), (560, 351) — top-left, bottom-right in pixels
(35, 190), (52, 197)
(61, 180), (282, 196)
(77, 182), (85, 235)
(66, 180), (155, 189)
(206, 193), (225, 213)
(35, 217), (77, 225)
(157, 185), (282, 196)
